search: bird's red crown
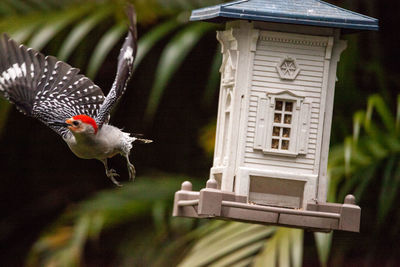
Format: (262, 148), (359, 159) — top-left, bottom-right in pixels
(72, 115), (98, 134)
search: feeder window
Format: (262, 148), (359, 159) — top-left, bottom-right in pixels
(253, 91), (311, 156)
(271, 100), (293, 151)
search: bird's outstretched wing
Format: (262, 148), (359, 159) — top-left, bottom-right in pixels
(0, 34), (105, 138)
(95, 5), (137, 129)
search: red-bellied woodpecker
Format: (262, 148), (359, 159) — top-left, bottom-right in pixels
(0, 5), (152, 186)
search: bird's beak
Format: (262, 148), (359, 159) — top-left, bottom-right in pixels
(48, 120), (70, 127)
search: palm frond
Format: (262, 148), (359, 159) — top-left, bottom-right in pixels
(179, 222), (303, 267)
(27, 175), (200, 266)
(57, 8), (112, 61)
(314, 232), (332, 267)
(86, 22), (127, 79)
(134, 18), (183, 70)
(179, 222), (275, 267)
(329, 94), (400, 225)
(144, 22), (217, 121)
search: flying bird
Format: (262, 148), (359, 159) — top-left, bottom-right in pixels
(0, 5), (152, 186)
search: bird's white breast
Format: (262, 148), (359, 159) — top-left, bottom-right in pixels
(65, 124), (135, 160)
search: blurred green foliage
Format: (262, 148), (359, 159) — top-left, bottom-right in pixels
(0, 0), (398, 266)
(27, 174), (204, 267)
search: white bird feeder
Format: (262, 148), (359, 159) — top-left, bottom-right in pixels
(173, 0), (378, 232)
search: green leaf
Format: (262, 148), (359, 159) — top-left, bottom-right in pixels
(290, 229), (303, 267)
(24, 0), (53, 11)
(203, 47), (222, 107)
(396, 94), (400, 135)
(353, 165), (376, 200)
(87, 212), (104, 240)
(344, 137), (353, 176)
(253, 229), (278, 267)
(377, 156), (400, 224)
(190, 222), (248, 252)
(57, 8), (111, 61)
(0, 2), (14, 15)
(71, 215), (90, 251)
(314, 232), (332, 267)
(278, 230), (290, 267)
(10, 22), (39, 43)
(86, 22), (127, 79)
(253, 228), (303, 267)
(209, 240), (266, 267)
(28, 6), (91, 51)
(181, 225), (303, 267)
(352, 111), (365, 142)
(152, 200), (167, 232)
(145, 22), (216, 121)
(3, 0), (33, 14)
(180, 222), (275, 267)
(134, 18), (183, 69)
(28, 175), (190, 266)
(366, 94), (395, 134)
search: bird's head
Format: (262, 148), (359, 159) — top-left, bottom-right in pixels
(66, 115), (98, 135)
(48, 115), (98, 135)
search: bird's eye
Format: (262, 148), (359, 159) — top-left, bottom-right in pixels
(72, 121), (80, 126)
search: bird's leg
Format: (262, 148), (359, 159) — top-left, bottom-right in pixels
(101, 159), (122, 187)
(124, 154), (136, 181)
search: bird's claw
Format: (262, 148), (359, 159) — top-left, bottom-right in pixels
(106, 168), (122, 187)
(127, 163), (136, 181)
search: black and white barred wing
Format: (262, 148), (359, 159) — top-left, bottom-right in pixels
(0, 34), (105, 138)
(95, 5), (137, 129)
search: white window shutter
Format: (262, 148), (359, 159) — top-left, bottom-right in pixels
(254, 97), (269, 149)
(297, 101), (311, 154)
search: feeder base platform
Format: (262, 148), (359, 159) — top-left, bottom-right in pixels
(173, 180), (360, 232)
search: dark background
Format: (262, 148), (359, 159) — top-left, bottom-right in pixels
(0, 0), (399, 266)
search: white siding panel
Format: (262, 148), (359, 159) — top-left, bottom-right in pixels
(246, 137), (254, 143)
(248, 117), (256, 122)
(253, 65), (324, 78)
(249, 106), (257, 112)
(257, 41), (326, 56)
(311, 107), (320, 113)
(244, 156), (314, 171)
(255, 54), (325, 68)
(256, 49), (324, 62)
(253, 70), (323, 83)
(251, 86), (322, 99)
(252, 75), (322, 88)
(247, 122), (255, 129)
(254, 61), (324, 73)
(244, 32), (326, 174)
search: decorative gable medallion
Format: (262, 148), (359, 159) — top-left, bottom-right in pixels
(276, 56), (300, 80)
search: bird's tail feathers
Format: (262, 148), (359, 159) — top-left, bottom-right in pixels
(134, 137), (153, 144)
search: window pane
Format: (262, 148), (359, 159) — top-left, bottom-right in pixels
(283, 128), (290, 137)
(282, 140), (289, 150)
(273, 126), (280, 136)
(274, 113), (282, 123)
(272, 139), (279, 149)
(285, 102), (293, 112)
(284, 114), (292, 124)
(275, 101), (283, 110)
